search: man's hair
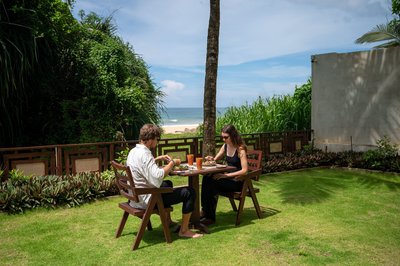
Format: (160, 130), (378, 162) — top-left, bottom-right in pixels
(139, 124), (161, 142)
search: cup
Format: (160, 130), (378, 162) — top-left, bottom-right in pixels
(187, 154), (194, 165)
(196, 157), (203, 170)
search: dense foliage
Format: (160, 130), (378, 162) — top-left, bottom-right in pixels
(362, 136), (399, 171)
(0, 0), (163, 147)
(214, 79), (311, 134)
(265, 137), (399, 173)
(0, 171), (118, 214)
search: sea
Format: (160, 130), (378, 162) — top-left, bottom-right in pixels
(160, 107), (227, 126)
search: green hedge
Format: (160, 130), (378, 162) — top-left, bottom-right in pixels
(264, 137), (399, 173)
(264, 150), (399, 174)
(0, 172), (118, 214)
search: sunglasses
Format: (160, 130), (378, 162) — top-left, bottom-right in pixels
(221, 135), (230, 139)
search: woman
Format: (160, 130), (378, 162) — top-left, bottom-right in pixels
(200, 124), (248, 225)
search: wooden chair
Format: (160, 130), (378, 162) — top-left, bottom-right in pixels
(220, 150), (263, 225)
(111, 161), (173, 250)
(246, 149), (263, 180)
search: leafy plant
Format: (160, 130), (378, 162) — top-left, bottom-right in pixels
(115, 147), (130, 165)
(9, 169), (31, 181)
(0, 172), (118, 214)
(101, 169), (115, 181)
(362, 136), (399, 171)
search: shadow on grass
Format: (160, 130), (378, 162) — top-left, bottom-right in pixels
(274, 168), (400, 205)
(209, 206), (281, 233)
(352, 170), (400, 191)
(118, 224), (186, 250)
(276, 174), (348, 205)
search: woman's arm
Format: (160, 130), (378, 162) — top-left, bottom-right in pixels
(214, 147), (248, 179)
(205, 145), (225, 161)
(225, 148), (248, 178)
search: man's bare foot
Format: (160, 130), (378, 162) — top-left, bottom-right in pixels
(179, 229), (203, 238)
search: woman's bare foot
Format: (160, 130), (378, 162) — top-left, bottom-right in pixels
(179, 229), (203, 238)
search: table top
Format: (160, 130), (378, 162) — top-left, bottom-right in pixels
(171, 164), (237, 176)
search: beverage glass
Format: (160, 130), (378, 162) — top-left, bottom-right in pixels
(187, 154), (194, 165)
(196, 157), (203, 170)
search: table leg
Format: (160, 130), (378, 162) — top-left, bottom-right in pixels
(189, 174), (200, 222)
(188, 174), (209, 234)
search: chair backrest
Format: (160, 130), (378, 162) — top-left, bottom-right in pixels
(246, 150), (263, 181)
(111, 160), (140, 203)
(247, 150), (262, 171)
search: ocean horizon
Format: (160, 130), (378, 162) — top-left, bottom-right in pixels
(161, 107), (227, 126)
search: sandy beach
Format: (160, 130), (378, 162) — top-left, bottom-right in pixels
(162, 124), (199, 134)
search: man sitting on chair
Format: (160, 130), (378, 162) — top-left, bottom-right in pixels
(127, 124), (202, 238)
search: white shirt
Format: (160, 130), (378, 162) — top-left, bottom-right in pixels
(126, 144), (165, 209)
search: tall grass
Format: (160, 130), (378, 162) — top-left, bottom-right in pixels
(216, 79), (311, 134)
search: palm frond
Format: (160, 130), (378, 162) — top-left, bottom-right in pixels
(355, 23), (400, 46)
(373, 40), (400, 48)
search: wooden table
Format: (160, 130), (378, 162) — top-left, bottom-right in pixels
(171, 164), (236, 233)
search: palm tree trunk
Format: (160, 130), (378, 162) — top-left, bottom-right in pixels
(203, 0), (220, 156)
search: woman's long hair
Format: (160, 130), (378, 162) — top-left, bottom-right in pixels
(221, 124), (247, 152)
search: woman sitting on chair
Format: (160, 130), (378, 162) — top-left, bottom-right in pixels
(200, 124), (248, 225)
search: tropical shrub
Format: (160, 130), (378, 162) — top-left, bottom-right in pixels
(263, 148), (398, 174)
(215, 79), (312, 134)
(0, 172), (118, 214)
(1, 2), (163, 147)
(362, 136), (399, 171)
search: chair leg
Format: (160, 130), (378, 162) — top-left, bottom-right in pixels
(138, 214), (153, 231)
(116, 211), (129, 238)
(229, 197), (238, 212)
(132, 198), (157, 250)
(236, 181), (250, 226)
(248, 183), (262, 219)
(236, 195), (246, 226)
(147, 220), (153, 231)
(155, 195), (172, 244)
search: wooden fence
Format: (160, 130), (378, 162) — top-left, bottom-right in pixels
(0, 130), (312, 179)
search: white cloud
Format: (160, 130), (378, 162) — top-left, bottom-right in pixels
(73, 0), (392, 107)
(161, 80), (185, 94)
(73, 0), (391, 66)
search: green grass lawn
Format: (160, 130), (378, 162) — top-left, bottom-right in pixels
(1, 168), (399, 265)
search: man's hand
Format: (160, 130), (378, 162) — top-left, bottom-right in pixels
(155, 154), (172, 163)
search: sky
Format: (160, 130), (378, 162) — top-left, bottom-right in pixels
(72, 0), (393, 108)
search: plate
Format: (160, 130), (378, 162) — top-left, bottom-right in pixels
(216, 164), (227, 168)
(174, 170), (188, 174)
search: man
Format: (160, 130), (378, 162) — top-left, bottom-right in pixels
(127, 124), (202, 238)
